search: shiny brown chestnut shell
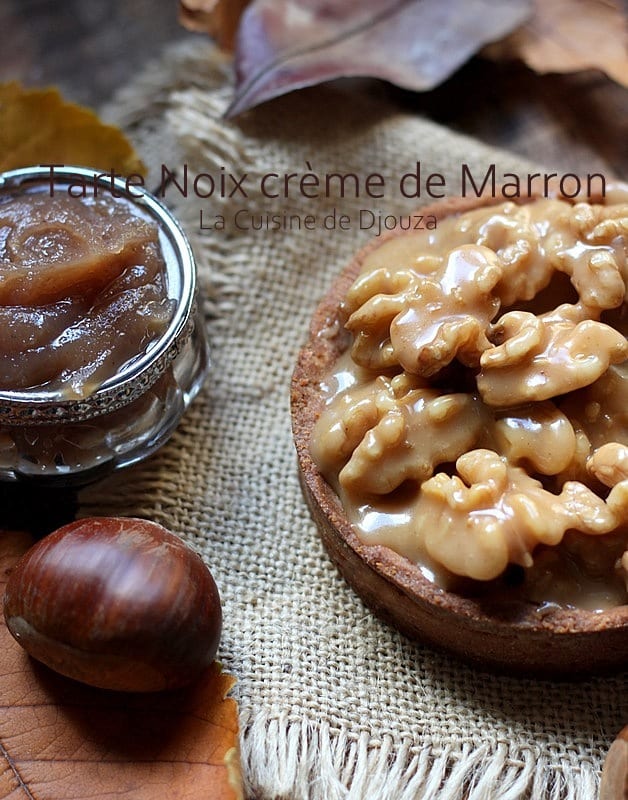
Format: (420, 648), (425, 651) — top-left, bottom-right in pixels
(600, 725), (628, 800)
(3, 517), (222, 692)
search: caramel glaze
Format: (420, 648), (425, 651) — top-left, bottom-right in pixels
(292, 190), (628, 675)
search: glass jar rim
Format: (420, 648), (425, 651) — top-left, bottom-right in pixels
(0, 165), (197, 424)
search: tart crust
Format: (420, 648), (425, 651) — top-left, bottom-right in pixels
(290, 192), (628, 677)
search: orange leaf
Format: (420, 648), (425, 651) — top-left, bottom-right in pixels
(178, 0), (251, 50)
(0, 530), (243, 800)
(0, 83), (145, 175)
(484, 0), (628, 87)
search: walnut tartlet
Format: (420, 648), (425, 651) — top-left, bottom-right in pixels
(291, 191), (628, 676)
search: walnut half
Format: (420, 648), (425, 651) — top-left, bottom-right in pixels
(478, 304), (628, 406)
(415, 450), (628, 581)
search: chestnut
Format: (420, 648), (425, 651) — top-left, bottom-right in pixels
(3, 517), (222, 692)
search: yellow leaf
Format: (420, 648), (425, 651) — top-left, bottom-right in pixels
(0, 82), (145, 175)
(484, 0), (628, 88)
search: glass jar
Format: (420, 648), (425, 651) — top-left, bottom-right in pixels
(0, 166), (210, 485)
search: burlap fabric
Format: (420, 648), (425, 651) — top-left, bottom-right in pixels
(81, 40), (626, 799)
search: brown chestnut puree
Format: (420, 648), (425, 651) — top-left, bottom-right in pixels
(311, 195), (628, 611)
(0, 188), (172, 398)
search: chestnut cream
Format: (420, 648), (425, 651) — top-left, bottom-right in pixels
(0, 189), (173, 397)
(0, 166), (209, 483)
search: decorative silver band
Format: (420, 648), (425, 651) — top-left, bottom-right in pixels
(0, 318), (194, 425)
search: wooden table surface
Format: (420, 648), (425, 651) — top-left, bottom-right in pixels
(0, 0), (626, 531)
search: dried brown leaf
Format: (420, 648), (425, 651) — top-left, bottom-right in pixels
(227, 0), (532, 117)
(484, 0), (628, 87)
(0, 530), (242, 800)
(0, 83), (145, 174)
(179, 0), (251, 50)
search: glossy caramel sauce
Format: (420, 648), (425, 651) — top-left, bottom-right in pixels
(312, 197), (628, 610)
